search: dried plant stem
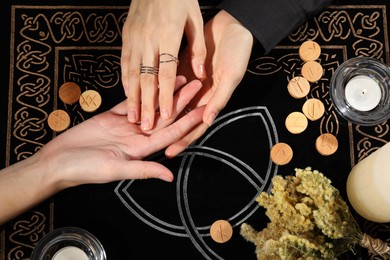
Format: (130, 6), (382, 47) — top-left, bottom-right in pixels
(360, 233), (390, 259)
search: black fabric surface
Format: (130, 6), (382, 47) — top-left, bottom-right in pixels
(1, 0), (390, 259)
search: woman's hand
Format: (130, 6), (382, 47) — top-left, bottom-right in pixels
(166, 10), (254, 157)
(0, 77), (204, 224)
(41, 78), (204, 188)
(121, 0), (206, 131)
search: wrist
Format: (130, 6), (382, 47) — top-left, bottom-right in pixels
(23, 151), (63, 195)
(0, 152), (61, 223)
(222, 10), (253, 37)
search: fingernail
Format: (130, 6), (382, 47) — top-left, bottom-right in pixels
(141, 119), (150, 131)
(160, 108), (169, 119)
(206, 112), (216, 126)
(128, 109), (136, 122)
(158, 174), (173, 182)
(198, 64), (205, 79)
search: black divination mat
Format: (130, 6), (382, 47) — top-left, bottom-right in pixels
(1, 0), (390, 259)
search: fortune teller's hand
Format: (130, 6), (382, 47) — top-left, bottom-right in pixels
(121, 0), (206, 131)
(165, 10), (254, 157)
(0, 77), (204, 224)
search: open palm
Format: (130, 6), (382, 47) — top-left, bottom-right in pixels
(39, 79), (204, 188)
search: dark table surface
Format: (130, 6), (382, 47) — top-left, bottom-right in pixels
(1, 0), (390, 259)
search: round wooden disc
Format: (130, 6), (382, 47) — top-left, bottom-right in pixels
(316, 133), (338, 156)
(79, 90), (102, 112)
(301, 61), (323, 83)
(48, 109), (71, 132)
(270, 142), (293, 165)
(210, 220), (233, 243)
(287, 76), (310, 99)
(302, 98), (325, 121)
(59, 82), (82, 105)
(299, 40), (321, 62)
(285, 111), (308, 134)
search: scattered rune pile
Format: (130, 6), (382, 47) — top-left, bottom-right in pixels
(271, 40), (338, 166)
(47, 82), (102, 132)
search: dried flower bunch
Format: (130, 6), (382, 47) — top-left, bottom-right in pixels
(241, 167), (390, 260)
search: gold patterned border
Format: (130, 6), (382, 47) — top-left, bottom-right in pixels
(7, 5), (127, 166)
(2, 4), (389, 260)
(3, 6), (127, 259)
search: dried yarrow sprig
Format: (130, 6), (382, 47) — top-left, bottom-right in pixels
(241, 167), (390, 260)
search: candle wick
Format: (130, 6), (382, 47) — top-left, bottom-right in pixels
(361, 89), (367, 96)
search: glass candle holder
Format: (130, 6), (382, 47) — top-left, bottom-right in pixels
(330, 57), (390, 125)
(31, 227), (106, 260)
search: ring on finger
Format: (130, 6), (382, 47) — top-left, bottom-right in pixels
(140, 64), (159, 75)
(159, 53), (179, 65)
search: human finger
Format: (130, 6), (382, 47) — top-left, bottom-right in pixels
(158, 47), (181, 120)
(164, 121), (209, 158)
(125, 59), (142, 123)
(142, 106), (205, 157)
(140, 51), (159, 131)
(110, 160), (174, 182)
(152, 79), (202, 132)
(185, 2), (207, 80)
(121, 36), (131, 98)
(121, 38), (142, 123)
(174, 75), (188, 91)
(203, 77), (237, 126)
(111, 75), (187, 117)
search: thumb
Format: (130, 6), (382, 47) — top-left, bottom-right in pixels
(114, 161), (174, 182)
(203, 78), (237, 126)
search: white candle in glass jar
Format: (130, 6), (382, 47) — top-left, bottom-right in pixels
(346, 142), (390, 223)
(52, 246), (89, 260)
(344, 75), (381, 111)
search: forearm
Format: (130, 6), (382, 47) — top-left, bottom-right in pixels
(0, 152), (59, 224)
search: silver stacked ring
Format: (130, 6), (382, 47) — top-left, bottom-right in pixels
(140, 65), (159, 75)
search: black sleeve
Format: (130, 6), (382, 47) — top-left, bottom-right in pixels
(217, 0), (330, 53)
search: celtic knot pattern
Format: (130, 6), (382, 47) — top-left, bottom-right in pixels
(7, 211), (47, 259)
(6, 6), (127, 259)
(22, 10), (126, 44)
(63, 53), (121, 89)
(354, 123), (390, 163)
(10, 7), (126, 164)
(290, 7), (385, 59)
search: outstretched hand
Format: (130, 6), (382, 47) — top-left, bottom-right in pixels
(0, 77), (204, 224)
(40, 77), (204, 188)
